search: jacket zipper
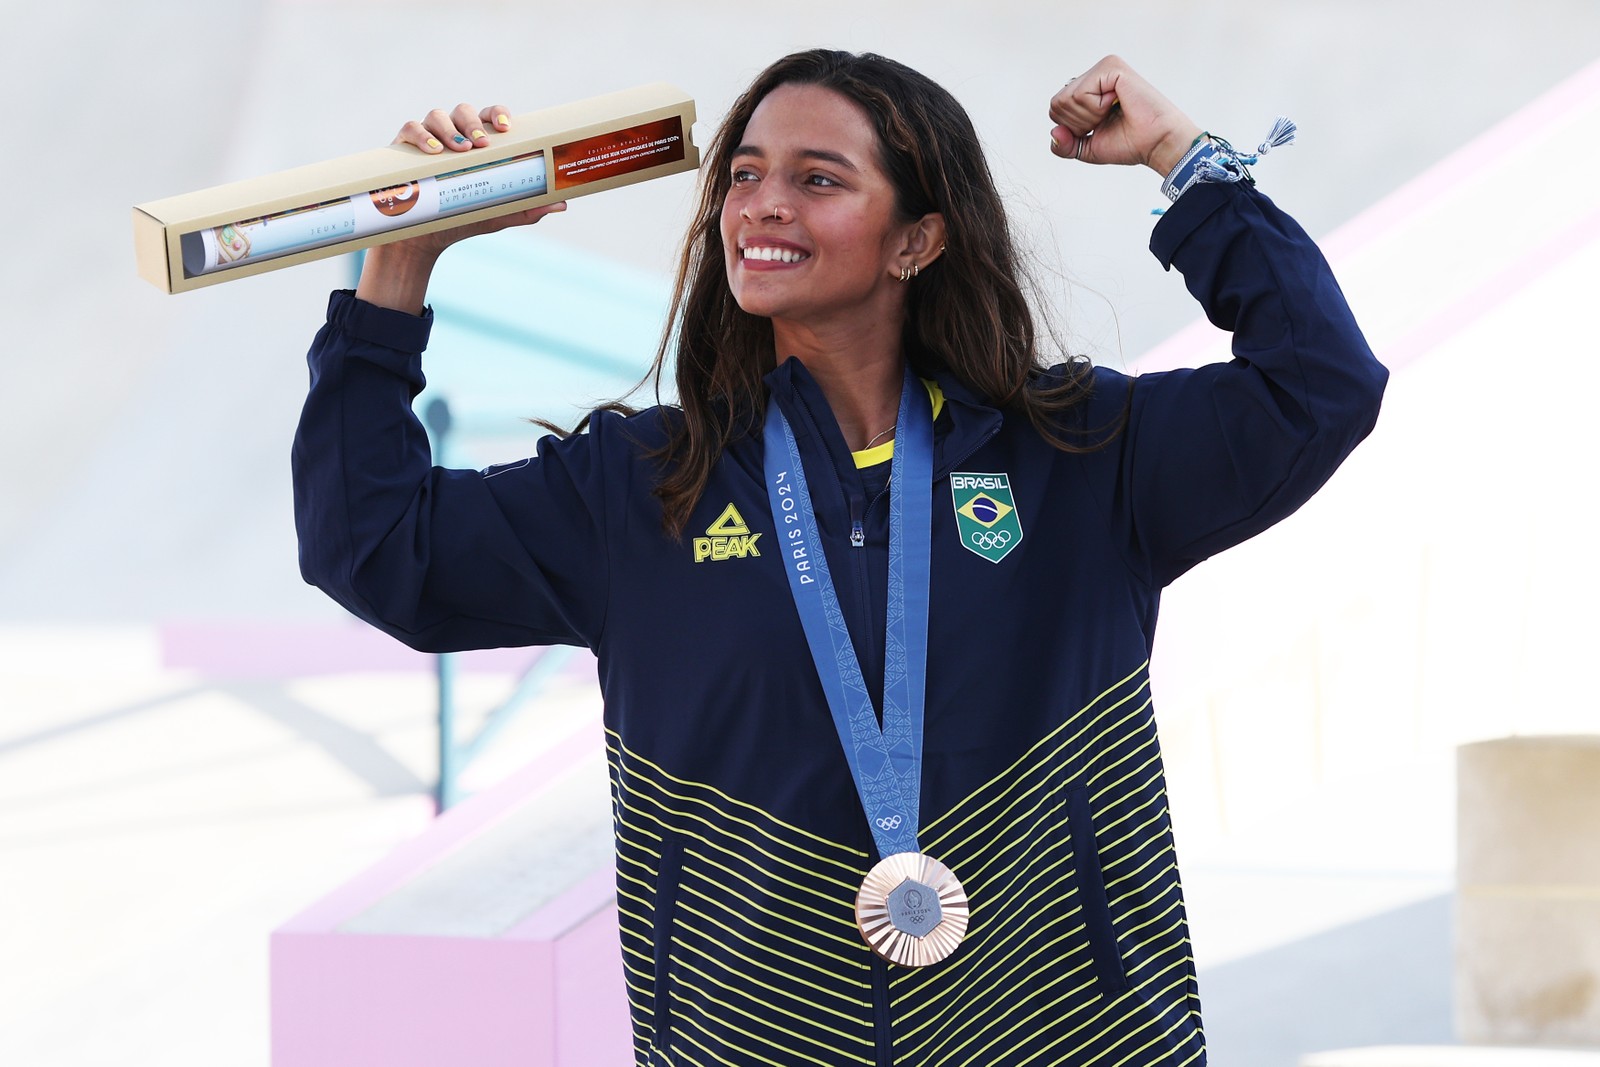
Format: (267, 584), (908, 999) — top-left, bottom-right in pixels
(855, 476), (894, 548)
(847, 493), (879, 721)
(872, 958), (893, 1066)
(791, 392), (885, 713)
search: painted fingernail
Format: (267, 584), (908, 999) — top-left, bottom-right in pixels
(452, 134), (467, 144)
(471, 129), (485, 140)
(495, 113), (509, 127)
(426, 137), (442, 150)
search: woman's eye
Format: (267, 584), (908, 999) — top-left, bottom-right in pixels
(805, 174), (839, 188)
(731, 168), (758, 184)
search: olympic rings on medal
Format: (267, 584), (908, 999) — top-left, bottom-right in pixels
(876, 815), (904, 831)
(968, 529), (1013, 551)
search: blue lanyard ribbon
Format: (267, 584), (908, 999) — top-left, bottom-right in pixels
(764, 367), (934, 860)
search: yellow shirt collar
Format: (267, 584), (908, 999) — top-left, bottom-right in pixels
(851, 379), (945, 469)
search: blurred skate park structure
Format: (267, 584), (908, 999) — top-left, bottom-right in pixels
(4, 2), (1600, 1064)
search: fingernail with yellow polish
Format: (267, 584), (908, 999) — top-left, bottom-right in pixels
(426, 137), (442, 150)
(471, 129), (486, 140)
(495, 113), (509, 127)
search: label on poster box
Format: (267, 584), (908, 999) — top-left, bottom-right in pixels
(181, 151), (549, 278)
(553, 116), (685, 191)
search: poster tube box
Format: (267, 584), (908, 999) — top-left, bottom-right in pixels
(133, 83), (698, 294)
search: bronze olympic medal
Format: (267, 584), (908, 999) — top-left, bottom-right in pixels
(854, 851), (969, 967)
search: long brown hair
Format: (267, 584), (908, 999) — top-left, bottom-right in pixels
(614, 50), (1112, 537)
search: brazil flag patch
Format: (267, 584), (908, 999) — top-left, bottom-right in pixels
(950, 472), (1023, 563)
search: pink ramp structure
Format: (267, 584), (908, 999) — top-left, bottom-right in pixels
(270, 721), (630, 1066)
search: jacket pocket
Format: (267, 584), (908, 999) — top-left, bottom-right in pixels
(651, 839), (687, 1054)
(1066, 785), (1130, 998)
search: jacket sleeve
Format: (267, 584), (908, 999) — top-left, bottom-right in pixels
(292, 290), (610, 652)
(1104, 180), (1388, 588)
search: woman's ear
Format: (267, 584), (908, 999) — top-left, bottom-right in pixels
(906, 212), (946, 267)
(891, 212), (947, 280)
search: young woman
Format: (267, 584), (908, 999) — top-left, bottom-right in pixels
(294, 50), (1385, 1067)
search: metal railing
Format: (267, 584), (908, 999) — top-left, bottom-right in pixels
(422, 395), (579, 811)
(351, 238), (664, 810)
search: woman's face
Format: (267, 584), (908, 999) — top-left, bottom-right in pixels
(719, 83), (914, 328)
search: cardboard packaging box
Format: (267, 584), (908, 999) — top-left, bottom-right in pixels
(133, 83), (699, 294)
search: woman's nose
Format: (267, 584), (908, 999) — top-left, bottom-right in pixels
(742, 189), (791, 224)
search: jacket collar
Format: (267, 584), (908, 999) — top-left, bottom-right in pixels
(762, 357), (1004, 480)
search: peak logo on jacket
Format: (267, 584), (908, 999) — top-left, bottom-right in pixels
(951, 472), (1023, 563)
(694, 504), (763, 563)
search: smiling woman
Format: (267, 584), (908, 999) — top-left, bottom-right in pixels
(292, 49), (1387, 1067)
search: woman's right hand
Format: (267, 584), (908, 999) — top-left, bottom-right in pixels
(358, 102), (567, 313)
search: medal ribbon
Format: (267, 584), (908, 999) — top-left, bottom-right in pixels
(764, 367), (933, 861)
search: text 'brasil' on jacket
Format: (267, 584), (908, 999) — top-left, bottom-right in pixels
(293, 181), (1387, 1066)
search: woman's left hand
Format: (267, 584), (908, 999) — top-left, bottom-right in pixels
(1049, 56), (1204, 176)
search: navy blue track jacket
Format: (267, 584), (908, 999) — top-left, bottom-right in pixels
(294, 181), (1387, 1066)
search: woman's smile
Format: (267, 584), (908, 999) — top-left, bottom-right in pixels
(737, 237), (812, 268)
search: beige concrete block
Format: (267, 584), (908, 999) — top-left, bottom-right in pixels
(1457, 737), (1600, 1047)
(1458, 737), (1600, 886)
(1300, 1046), (1600, 1066)
(1457, 894), (1600, 1045)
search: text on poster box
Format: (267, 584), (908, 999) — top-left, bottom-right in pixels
(554, 117), (686, 191)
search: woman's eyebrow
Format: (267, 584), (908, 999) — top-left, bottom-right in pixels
(730, 145), (860, 173)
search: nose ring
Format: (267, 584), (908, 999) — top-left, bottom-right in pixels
(741, 201), (789, 223)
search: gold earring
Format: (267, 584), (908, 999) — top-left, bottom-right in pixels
(912, 263), (920, 278)
(898, 265), (912, 282)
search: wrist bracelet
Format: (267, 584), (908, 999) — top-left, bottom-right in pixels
(1161, 138), (1223, 202)
(1158, 116), (1297, 205)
